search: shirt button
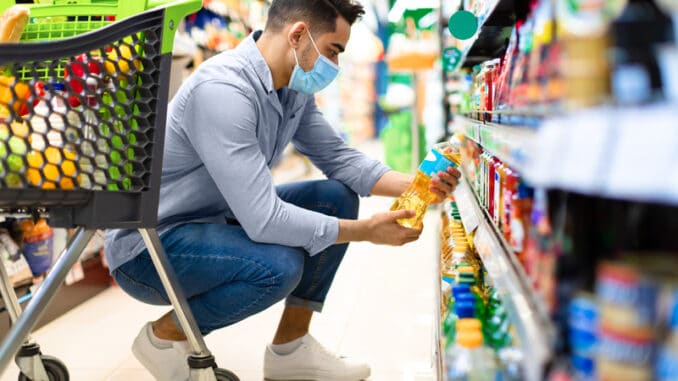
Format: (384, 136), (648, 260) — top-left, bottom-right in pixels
(290, 113), (295, 119)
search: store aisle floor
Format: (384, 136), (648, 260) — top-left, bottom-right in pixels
(1, 141), (439, 381)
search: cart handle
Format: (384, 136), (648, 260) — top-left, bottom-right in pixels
(0, 0), (201, 54)
(145, 0), (202, 54)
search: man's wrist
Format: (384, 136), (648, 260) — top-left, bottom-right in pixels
(337, 218), (370, 243)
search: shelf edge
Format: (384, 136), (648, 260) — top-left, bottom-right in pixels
(453, 174), (554, 381)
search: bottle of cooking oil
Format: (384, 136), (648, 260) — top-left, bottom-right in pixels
(391, 141), (462, 228)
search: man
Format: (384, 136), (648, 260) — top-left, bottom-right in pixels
(105, 0), (460, 380)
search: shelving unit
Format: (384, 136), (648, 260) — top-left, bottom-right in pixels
(443, 0), (524, 70)
(433, 217), (445, 381)
(452, 174), (555, 381)
(524, 104), (678, 206)
(453, 104), (678, 206)
(452, 115), (536, 172)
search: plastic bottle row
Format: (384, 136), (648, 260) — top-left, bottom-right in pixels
(439, 199), (523, 380)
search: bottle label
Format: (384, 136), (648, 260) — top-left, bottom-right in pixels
(509, 218), (524, 252)
(598, 328), (655, 365)
(419, 148), (457, 178)
(494, 171), (501, 220)
(595, 264), (658, 325)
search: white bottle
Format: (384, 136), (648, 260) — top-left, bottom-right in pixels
(446, 319), (499, 381)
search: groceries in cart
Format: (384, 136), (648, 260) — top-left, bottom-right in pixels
(0, 4), (153, 192)
(0, 5), (28, 43)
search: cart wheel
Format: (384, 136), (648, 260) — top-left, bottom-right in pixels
(17, 355), (69, 381)
(214, 368), (239, 381)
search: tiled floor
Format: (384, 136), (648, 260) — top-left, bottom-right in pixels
(0, 141), (440, 381)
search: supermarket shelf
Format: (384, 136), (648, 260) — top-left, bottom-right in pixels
(523, 103), (678, 205)
(453, 175), (555, 381)
(444, 0), (523, 69)
(433, 216), (445, 381)
(452, 115), (537, 172)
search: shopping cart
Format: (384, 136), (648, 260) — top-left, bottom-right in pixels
(0, 0), (239, 380)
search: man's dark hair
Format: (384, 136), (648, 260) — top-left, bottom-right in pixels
(265, 0), (365, 34)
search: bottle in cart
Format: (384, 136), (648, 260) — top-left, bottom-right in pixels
(20, 218), (54, 276)
(391, 141), (461, 228)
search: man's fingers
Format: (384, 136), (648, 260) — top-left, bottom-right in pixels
(447, 167), (462, 179)
(438, 171), (460, 187)
(388, 209), (415, 220)
(430, 183), (450, 198)
(432, 178), (454, 194)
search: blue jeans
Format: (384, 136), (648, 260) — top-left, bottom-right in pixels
(112, 180), (358, 335)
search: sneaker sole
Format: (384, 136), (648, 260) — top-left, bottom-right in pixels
(263, 368), (371, 381)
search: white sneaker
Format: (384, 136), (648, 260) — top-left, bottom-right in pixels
(264, 334), (371, 381)
(132, 322), (191, 381)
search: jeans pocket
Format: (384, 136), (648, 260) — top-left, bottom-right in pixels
(113, 267), (169, 306)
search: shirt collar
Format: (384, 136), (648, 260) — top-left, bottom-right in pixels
(238, 30), (276, 95)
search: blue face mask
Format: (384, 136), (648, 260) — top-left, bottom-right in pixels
(288, 29), (340, 94)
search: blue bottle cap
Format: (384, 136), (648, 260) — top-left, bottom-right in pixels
(452, 284), (471, 297)
(456, 301), (475, 318)
(518, 182), (534, 199)
(456, 293), (475, 304)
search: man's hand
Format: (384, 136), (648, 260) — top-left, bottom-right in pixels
(364, 210), (422, 246)
(429, 166), (462, 204)
(336, 210), (423, 245)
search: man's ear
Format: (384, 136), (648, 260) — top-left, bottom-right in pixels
(287, 22), (308, 48)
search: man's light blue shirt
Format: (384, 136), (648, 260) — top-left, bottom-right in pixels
(104, 31), (391, 271)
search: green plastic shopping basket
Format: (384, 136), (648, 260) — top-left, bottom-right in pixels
(0, 0), (201, 228)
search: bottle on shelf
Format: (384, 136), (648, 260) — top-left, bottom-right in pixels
(609, 0), (674, 105)
(656, 291), (678, 381)
(445, 318), (500, 381)
(509, 178), (531, 266)
(494, 161), (507, 229)
(487, 156), (497, 215)
(391, 141), (461, 228)
(502, 170), (518, 243)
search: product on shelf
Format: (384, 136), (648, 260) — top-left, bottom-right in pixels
(559, 257), (678, 381)
(446, 319), (499, 381)
(448, 0), (677, 123)
(439, 203), (522, 379)
(609, 0), (674, 105)
(509, 177), (533, 265)
(657, 290), (678, 381)
(459, 138), (557, 307)
(391, 141), (462, 228)
(568, 293), (598, 380)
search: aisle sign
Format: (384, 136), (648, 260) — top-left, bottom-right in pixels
(442, 47), (463, 72)
(448, 10), (478, 40)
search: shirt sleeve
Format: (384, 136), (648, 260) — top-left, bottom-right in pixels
(182, 82), (338, 255)
(293, 97), (391, 197)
